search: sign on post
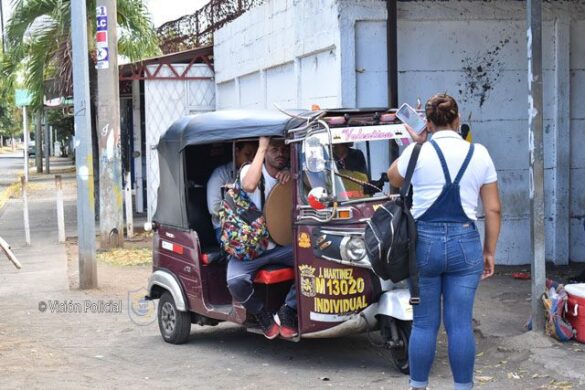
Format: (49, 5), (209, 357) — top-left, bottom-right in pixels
(95, 6), (109, 69)
(15, 89), (32, 107)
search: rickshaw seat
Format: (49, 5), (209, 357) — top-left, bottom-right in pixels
(254, 264), (295, 284)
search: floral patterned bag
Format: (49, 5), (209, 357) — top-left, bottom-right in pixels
(218, 175), (269, 261)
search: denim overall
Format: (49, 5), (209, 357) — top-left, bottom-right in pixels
(409, 140), (484, 390)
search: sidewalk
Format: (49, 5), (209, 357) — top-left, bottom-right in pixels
(1, 165), (585, 389)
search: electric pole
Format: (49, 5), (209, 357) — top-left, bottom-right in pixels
(96, 0), (124, 249)
(527, 0), (545, 331)
(71, 0), (97, 289)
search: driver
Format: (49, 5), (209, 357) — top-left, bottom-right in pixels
(225, 137), (298, 340)
(333, 143), (367, 175)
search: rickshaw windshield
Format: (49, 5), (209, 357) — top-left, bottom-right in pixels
(301, 129), (407, 203)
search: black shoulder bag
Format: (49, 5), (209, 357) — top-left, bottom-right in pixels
(364, 143), (422, 304)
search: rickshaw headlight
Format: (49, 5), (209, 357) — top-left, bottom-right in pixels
(342, 236), (367, 261)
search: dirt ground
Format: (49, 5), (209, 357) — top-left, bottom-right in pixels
(59, 237), (585, 389)
(2, 169), (585, 389)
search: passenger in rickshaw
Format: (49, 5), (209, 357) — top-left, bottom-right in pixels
(226, 136), (298, 340)
(333, 143), (370, 198)
(333, 143), (367, 174)
(206, 141), (258, 243)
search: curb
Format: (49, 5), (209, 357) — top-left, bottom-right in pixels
(0, 180), (22, 212)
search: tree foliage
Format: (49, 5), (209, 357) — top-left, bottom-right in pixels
(2, 0), (161, 111)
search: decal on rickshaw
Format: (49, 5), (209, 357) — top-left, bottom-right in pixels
(298, 232), (311, 248)
(319, 124), (411, 145)
(299, 265), (317, 298)
(303, 266), (368, 320)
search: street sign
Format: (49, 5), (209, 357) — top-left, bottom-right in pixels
(95, 6), (109, 69)
(15, 89), (32, 107)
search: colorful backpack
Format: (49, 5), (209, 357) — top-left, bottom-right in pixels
(218, 172), (269, 261)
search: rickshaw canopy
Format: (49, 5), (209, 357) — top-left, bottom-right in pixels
(153, 109), (309, 229)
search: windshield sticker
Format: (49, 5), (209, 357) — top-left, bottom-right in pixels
(329, 124), (412, 144)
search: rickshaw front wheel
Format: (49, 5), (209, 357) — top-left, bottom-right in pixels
(158, 292), (191, 344)
(379, 316), (412, 375)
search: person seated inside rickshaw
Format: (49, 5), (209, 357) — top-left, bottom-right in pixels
(333, 143), (370, 198)
(226, 136), (298, 340)
(333, 143), (367, 174)
(206, 141), (258, 243)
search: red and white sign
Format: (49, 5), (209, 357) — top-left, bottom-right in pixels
(96, 31), (107, 44)
(161, 240), (184, 255)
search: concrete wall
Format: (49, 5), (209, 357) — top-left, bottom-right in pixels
(213, 0), (585, 264)
(388, 1), (585, 264)
(214, 0), (342, 110)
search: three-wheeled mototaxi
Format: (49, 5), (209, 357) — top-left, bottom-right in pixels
(145, 108), (415, 373)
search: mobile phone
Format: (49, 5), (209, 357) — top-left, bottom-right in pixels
(396, 103), (427, 134)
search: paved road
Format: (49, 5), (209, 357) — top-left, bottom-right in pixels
(0, 151), (25, 193)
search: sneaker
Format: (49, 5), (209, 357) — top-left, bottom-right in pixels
(277, 304), (298, 339)
(254, 310), (279, 339)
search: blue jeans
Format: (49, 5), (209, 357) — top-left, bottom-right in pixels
(409, 221), (483, 390)
(226, 246), (296, 315)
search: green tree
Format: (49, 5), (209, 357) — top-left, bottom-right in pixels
(0, 49), (22, 149)
(2, 0), (160, 110)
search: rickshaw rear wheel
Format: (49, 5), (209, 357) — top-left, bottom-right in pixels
(379, 316), (412, 375)
(158, 292), (191, 344)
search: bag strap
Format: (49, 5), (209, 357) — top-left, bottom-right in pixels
(399, 143), (423, 199)
(407, 208), (420, 305)
(399, 143), (422, 305)
(259, 174), (266, 209)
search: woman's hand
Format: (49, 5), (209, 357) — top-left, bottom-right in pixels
(404, 123), (428, 144)
(481, 252), (495, 280)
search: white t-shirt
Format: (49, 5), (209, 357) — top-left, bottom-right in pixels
(397, 131), (497, 220)
(239, 164), (279, 210)
(240, 164), (279, 250)
(206, 162), (236, 228)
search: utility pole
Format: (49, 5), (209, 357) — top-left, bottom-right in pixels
(22, 106), (29, 182)
(71, 0), (97, 289)
(35, 112), (42, 173)
(44, 110), (50, 173)
(527, 0), (545, 331)
(96, 0), (124, 249)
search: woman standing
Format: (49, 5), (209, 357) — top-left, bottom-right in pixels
(388, 93), (501, 390)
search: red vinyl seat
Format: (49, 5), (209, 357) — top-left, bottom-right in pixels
(253, 265), (295, 284)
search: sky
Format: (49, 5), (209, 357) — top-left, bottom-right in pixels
(146, 0), (211, 27)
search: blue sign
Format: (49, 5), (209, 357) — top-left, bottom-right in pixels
(97, 16), (107, 32)
(96, 47), (109, 62)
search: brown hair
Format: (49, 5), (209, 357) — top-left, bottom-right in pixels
(425, 93), (459, 127)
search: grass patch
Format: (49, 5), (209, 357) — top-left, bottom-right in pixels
(0, 181), (22, 210)
(97, 247), (153, 267)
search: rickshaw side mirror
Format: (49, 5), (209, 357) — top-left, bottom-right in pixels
(307, 187), (329, 210)
(144, 221), (158, 232)
(303, 135), (326, 173)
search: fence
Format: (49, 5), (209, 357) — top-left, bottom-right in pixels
(157, 0), (265, 54)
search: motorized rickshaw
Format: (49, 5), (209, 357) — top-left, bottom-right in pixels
(145, 108), (415, 373)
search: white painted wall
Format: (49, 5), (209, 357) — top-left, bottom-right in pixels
(144, 64), (215, 219)
(213, 0), (585, 264)
(214, 0), (342, 110)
